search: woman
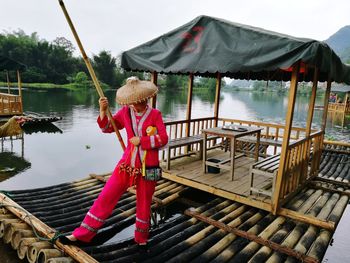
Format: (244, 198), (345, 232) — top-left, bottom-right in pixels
(59, 76), (168, 247)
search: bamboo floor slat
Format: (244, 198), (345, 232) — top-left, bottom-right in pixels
(0, 143), (349, 263)
(164, 149), (271, 198)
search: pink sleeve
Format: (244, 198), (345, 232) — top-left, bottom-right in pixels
(140, 111), (168, 150)
(97, 107), (125, 133)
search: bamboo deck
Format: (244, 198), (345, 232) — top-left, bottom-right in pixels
(0, 144), (349, 263)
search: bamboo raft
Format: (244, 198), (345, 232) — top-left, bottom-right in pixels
(0, 144), (349, 263)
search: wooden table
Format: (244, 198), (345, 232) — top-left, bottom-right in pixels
(202, 125), (262, 181)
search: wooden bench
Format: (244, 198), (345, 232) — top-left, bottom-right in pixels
(249, 154), (280, 197)
(165, 134), (218, 170)
(238, 136), (283, 147)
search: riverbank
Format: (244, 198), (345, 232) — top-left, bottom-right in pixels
(0, 81), (108, 91)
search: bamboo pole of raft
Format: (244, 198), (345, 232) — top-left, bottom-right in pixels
(58, 0), (125, 150)
(0, 193), (99, 263)
(184, 209), (320, 263)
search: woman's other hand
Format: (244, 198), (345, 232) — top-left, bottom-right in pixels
(129, 136), (140, 146)
(99, 97), (108, 119)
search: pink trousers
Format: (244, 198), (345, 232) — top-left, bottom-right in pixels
(72, 166), (156, 243)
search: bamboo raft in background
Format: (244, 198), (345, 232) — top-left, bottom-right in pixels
(0, 143), (349, 263)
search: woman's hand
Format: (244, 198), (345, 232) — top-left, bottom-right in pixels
(99, 97), (108, 111)
(99, 97), (108, 119)
(129, 136), (140, 146)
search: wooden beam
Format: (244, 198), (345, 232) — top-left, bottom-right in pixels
(314, 177), (350, 188)
(272, 63), (300, 214)
(0, 193), (98, 263)
(278, 207), (335, 231)
(214, 73), (222, 127)
(185, 73), (194, 138)
(162, 172), (272, 212)
(151, 71), (158, 108)
(309, 182), (350, 197)
(185, 209), (319, 263)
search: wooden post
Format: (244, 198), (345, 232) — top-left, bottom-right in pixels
(302, 68), (319, 179)
(214, 73), (221, 127)
(272, 63), (300, 214)
(305, 68), (318, 136)
(17, 70), (23, 113)
(151, 71), (158, 108)
(6, 71), (10, 94)
(321, 76), (332, 131)
(185, 73), (194, 138)
(58, 0), (125, 150)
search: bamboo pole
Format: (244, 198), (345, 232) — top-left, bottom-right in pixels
(0, 193), (99, 263)
(185, 209), (319, 263)
(17, 237), (39, 259)
(58, 0), (125, 150)
(6, 70), (10, 94)
(17, 70), (23, 113)
(272, 63), (300, 214)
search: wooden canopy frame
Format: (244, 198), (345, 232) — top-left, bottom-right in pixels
(151, 61), (334, 229)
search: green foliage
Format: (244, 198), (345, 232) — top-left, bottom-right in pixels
(0, 30), (76, 84)
(92, 50), (116, 86)
(74, 71), (88, 84)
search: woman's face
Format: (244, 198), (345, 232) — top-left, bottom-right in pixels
(130, 100), (148, 113)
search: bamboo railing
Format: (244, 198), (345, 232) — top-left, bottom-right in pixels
(278, 131), (323, 203)
(0, 93), (23, 116)
(163, 117), (314, 160)
(328, 102), (350, 114)
(163, 117), (216, 160)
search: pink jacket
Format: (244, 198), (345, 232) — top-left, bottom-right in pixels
(97, 106), (168, 168)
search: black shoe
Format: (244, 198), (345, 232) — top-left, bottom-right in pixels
(57, 236), (85, 246)
(137, 243), (149, 253)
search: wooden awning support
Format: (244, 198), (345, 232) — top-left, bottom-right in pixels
(151, 71), (158, 108)
(321, 76), (332, 131)
(272, 63), (300, 214)
(185, 73), (194, 138)
(185, 208), (320, 263)
(0, 193), (98, 263)
(214, 72), (221, 127)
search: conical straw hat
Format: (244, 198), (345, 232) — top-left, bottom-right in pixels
(116, 76), (158, 105)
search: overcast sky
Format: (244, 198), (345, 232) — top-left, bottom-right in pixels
(1, 0), (349, 57)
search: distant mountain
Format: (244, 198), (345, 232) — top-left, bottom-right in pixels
(325, 25), (350, 63)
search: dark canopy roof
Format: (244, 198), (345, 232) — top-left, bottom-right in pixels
(121, 15), (350, 84)
(0, 55), (26, 71)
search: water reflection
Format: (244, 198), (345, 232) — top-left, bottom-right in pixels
(0, 88), (348, 191)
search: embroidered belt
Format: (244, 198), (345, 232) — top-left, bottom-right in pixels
(119, 163), (141, 176)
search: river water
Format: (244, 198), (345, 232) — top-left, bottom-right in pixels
(0, 86), (349, 261)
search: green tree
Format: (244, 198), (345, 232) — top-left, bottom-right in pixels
(92, 50), (116, 87)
